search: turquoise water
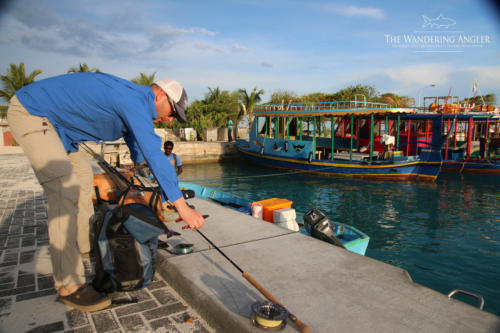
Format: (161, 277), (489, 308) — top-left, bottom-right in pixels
(179, 160), (500, 316)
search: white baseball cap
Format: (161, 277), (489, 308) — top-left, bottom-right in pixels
(153, 78), (188, 124)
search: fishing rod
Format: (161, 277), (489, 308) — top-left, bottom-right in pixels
(190, 226), (311, 333)
(83, 143), (310, 331)
(80, 143), (138, 191)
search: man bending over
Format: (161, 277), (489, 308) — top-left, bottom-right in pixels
(7, 73), (205, 312)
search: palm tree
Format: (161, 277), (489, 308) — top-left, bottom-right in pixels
(131, 72), (156, 85)
(205, 86), (221, 103)
(236, 87), (265, 130)
(380, 93), (415, 107)
(0, 62), (43, 103)
(67, 63), (101, 73)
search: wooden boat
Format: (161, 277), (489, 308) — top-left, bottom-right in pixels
(179, 181), (370, 255)
(236, 101), (447, 181)
(417, 91), (500, 173)
(439, 114), (500, 173)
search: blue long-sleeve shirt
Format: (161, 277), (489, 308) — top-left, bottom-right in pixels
(16, 72), (183, 203)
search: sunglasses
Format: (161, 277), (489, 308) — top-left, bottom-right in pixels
(166, 93), (177, 117)
(165, 147), (173, 150)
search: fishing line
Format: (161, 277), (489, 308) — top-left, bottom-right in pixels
(180, 164), (344, 183)
(187, 228), (310, 333)
(192, 229), (246, 317)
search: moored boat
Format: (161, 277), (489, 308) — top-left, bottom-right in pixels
(236, 101), (447, 181)
(179, 181), (370, 255)
(439, 114), (500, 173)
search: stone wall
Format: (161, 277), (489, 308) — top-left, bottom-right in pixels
(82, 140), (239, 165)
(172, 141), (238, 164)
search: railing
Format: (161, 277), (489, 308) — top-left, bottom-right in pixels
(413, 105), (500, 114)
(254, 101), (389, 112)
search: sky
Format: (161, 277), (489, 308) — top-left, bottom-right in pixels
(0, 0), (499, 106)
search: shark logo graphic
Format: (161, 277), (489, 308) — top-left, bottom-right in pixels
(254, 138), (263, 147)
(272, 142), (282, 151)
(292, 143), (305, 153)
(422, 14), (456, 29)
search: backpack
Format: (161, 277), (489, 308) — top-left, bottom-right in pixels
(92, 172), (179, 222)
(92, 189), (172, 293)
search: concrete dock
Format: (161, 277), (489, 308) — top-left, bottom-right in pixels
(159, 197), (500, 333)
(1, 147), (500, 332)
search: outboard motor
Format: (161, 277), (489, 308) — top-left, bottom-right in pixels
(303, 209), (345, 249)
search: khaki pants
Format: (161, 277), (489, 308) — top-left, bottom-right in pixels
(7, 95), (94, 290)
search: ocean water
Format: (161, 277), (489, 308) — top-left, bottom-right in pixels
(179, 160), (500, 316)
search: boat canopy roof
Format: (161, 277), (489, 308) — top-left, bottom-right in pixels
(393, 113), (500, 122)
(253, 101), (417, 117)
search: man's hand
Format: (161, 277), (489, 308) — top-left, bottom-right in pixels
(172, 197), (204, 230)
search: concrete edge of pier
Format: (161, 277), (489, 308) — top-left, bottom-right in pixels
(155, 196), (500, 333)
(83, 154), (500, 332)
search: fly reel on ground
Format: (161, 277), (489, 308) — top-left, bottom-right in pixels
(167, 243), (194, 255)
(250, 301), (289, 331)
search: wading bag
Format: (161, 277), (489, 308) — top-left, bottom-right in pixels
(92, 172), (179, 222)
(92, 190), (172, 293)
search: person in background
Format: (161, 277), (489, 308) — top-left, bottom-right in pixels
(164, 140), (182, 176)
(227, 117), (233, 142)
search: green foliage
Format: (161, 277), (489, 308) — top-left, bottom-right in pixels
(182, 88), (240, 138)
(237, 86), (265, 130)
(0, 63), (43, 103)
(300, 92), (329, 103)
(204, 86), (222, 103)
(267, 89), (300, 104)
(131, 72), (156, 85)
(67, 63), (101, 73)
(154, 118), (191, 131)
(379, 93), (415, 107)
(327, 84), (379, 102)
(462, 93), (497, 105)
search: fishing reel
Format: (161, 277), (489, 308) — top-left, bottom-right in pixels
(166, 243), (194, 255)
(250, 301), (289, 331)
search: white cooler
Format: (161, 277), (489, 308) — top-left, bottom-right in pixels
(273, 208), (299, 231)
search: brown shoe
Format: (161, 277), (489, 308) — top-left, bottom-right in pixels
(59, 284), (111, 312)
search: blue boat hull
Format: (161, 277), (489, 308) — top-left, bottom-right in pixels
(237, 145), (441, 181)
(179, 181), (370, 255)
(442, 159), (500, 173)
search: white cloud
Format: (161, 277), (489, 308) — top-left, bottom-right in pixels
(0, 1), (218, 60)
(232, 44), (251, 52)
(194, 41), (226, 53)
(325, 5), (385, 19)
(260, 62), (275, 68)
(198, 28), (218, 36)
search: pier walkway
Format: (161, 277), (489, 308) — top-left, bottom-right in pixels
(0, 151), (215, 333)
(1, 147), (500, 332)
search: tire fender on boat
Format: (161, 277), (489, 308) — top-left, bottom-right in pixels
(308, 152), (313, 163)
(260, 146), (265, 155)
(284, 141), (289, 152)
